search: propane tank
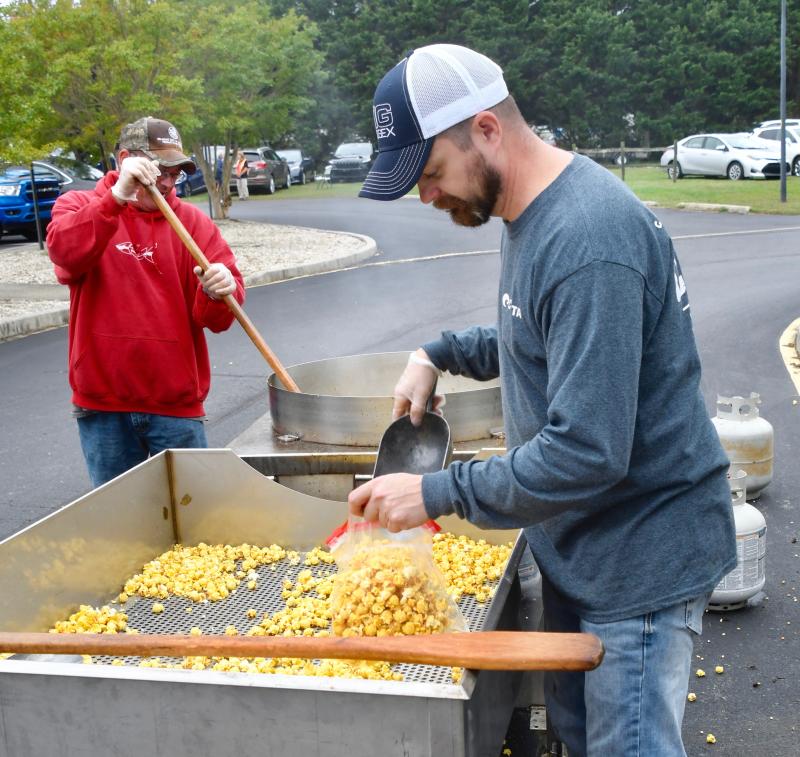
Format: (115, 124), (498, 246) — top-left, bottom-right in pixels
(708, 470), (766, 611)
(711, 393), (773, 499)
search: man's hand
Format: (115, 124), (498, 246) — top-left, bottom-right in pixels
(111, 156), (160, 203)
(393, 349), (443, 426)
(348, 473), (428, 533)
(194, 263), (236, 300)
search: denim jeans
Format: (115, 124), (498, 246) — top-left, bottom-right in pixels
(542, 577), (709, 757)
(77, 411), (207, 487)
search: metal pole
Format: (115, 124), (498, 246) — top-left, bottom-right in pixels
(780, 0), (787, 202)
(620, 140), (625, 182)
(205, 145), (213, 218)
(672, 140), (678, 183)
(28, 163), (44, 250)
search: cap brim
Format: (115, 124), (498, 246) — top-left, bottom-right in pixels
(359, 139), (433, 201)
(146, 148), (197, 174)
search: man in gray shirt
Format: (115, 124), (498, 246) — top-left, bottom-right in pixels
(350, 44), (736, 756)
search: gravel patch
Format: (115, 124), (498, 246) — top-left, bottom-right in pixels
(0, 219), (367, 323)
(0, 300), (66, 321)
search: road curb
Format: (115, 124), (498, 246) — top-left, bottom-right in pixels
(779, 318), (800, 396)
(242, 232), (376, 287)
(0, 308), (70, 342)
(0, 231), (378, 342)
(676, 202), (751, 214)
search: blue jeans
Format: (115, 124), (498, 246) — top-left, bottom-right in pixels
(77, 411), (207, 487)
(542, 578), (708, 757)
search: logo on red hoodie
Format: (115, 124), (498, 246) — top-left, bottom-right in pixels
(115, 241), (161, 272)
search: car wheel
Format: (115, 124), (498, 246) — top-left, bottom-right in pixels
(727, 161), (744, 181)
(666, 161), (683, 180)
(184, 183), (193, 197)
(299, 171), (306, 185)
(267, 175), (276, 195)
(286, 172), (292, 188)
(793, 158), (800, 177)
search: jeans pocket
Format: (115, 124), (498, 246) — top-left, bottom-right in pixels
(684, 593), (711, 636)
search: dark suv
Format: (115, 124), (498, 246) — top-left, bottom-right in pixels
(0, 167), (61, 241)
(229, 147), (290, 195)
(326, 142), (374, 183)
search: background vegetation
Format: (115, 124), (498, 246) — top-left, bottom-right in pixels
(1, 0), (798, 211)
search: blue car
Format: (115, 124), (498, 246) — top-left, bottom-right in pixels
(0, 167), (61, 241)
(175, 159), (207, 198)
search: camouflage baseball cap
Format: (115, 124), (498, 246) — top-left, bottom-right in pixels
(118, 117), (196, 174)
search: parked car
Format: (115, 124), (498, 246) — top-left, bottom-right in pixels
(32, 157), (104, 194)
(276, 148), (315, 185)
(756, 118), (800, 130)
(175, 158), (207, 197)
(325, 142), (374, 183)
(229, 147), (290, 195)
(660, 133), (787, 180)
(751, 125), (800, 176)
(0, 166), (61, 241)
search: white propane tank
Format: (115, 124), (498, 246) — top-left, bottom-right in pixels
(711, 393), (774, 499)
(708, 470), (766, 611)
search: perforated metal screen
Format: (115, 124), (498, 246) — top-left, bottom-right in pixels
(93, 549), (497, 685)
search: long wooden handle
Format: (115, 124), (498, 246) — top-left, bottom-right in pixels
(147, 185), (301, 392)
(0, 631), (603, 672)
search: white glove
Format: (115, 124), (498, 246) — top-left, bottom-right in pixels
(111, 157), (160, 203)
(195, 263), (236, 300)
(392, 350), (445, 426)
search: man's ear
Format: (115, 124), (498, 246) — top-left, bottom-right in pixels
(117, 148), (131, 164)
(471, 111), (502, 148)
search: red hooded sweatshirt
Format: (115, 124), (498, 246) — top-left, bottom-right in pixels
(46, 173), (245, 417)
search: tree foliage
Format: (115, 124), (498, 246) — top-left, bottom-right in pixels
(2, 0), (798, 183)
(0, 0), (320, 217)
(273, 0), (799, 148)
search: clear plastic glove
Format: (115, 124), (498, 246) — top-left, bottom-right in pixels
(111, 156), (160, 203)
(392, 350), (446, 426)
(194, 263), (236, 300)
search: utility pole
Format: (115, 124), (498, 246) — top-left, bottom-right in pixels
(780, 0), (787, 202)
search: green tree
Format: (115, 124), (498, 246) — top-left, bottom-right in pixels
(178, 1), (321, 217)
(1, 0), (199, 166)
(1, 0), (319, 218)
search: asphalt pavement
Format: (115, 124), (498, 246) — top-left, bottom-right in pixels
(1, 194), (799, 755)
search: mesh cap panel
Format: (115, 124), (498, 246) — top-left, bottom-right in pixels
(406, 44), (509, 139)
(409, 51), (471, 120)
(450, 46), (502, 89)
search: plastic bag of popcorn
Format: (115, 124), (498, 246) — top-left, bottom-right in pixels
(328, 518), (467, 637)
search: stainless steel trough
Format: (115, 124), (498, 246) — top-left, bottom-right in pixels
(0, 449), (525, 757)
(268, 351), (503, 445)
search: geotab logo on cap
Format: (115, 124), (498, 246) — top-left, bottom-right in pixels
(373, 103), (395, 139)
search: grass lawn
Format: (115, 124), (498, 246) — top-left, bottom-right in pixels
(188, 166), (800, 215)
(608, 164), (800, 215)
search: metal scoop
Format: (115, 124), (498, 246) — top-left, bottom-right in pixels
(373, 382), (452, 477)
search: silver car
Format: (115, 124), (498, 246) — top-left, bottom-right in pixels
(660, 133), (787, 180)
(751, 125), (800, 176)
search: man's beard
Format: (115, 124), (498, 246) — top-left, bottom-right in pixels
(433, 153), (502, 228)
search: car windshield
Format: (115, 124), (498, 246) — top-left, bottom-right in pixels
(278, 150), (301, 162)
(726, 136), (768, 150)
(48, 158), (104, 180)
(335, 143), (371, 158)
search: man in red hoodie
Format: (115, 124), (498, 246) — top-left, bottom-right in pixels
(47, 116), (245, 487)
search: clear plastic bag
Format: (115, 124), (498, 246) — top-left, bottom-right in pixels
(328, 518), (468, 637)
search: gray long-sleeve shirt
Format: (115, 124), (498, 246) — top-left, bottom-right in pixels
(421, 154), (736, 623)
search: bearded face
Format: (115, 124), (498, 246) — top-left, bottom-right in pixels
(432, 150), (502, 227)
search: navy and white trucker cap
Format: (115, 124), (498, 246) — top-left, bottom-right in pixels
(359, 44), (509, 201)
